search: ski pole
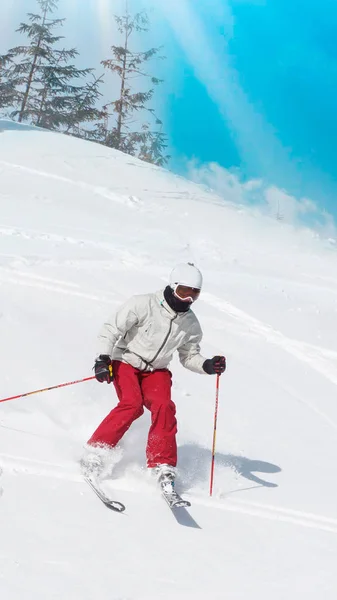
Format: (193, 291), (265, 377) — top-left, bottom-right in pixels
(210, 373), (220, 497)
(0, 376), (96, 404)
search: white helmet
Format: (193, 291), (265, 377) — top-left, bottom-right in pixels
(169, 263), (203, 290)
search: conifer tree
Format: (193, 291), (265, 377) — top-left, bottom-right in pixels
(101, 6), (170, 166)
(63, 74), (104, 137)
(0, 53), (18, 111)
(0, 57), (14, 110)
(0, 0), (102, 132)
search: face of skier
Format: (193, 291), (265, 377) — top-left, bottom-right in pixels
(173, 284), (201, 303)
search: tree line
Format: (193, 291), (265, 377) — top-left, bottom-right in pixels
(0, 0), (169, 166)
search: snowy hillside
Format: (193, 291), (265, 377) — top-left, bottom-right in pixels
(1, 120), (337, 599)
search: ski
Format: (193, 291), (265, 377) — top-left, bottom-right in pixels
(84, 475), (126, 513)
(161, 489), (191, 509)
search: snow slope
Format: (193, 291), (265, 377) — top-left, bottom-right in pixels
(1, 120), (337, 599)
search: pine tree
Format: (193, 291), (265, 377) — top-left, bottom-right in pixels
(0, 52), (19, 112)
(136, 124), (170, 167)
(0, 0), (102, 132)
(101, 6), (170, 166)
(63, 75), (104, 138)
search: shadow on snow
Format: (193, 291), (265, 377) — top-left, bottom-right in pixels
(178, 443), (281, 490)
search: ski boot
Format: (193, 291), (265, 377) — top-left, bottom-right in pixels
(155, 463), (176, 494)
(80, 449), (104, 479)
(155, 464), (191, 508)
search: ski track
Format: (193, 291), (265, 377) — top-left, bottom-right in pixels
(202, 292), (337, 432)
(0, 224), (150, 269)
(1, 452), (337, 535)
(0, 453), (82, 482)
(0, 159), (140, 207)
(1, 223), (337, 421)
(0, 224), (121, 253)
(2, 159), (337, 531)
(2, 222), (337, 385)
(0, 270), (117, 304)
(0, 157), (223, 209)
(203, 292), (337, 386)
(2, 221), (336, 377)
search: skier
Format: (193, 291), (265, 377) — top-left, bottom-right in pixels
(83, 263), (226, 493)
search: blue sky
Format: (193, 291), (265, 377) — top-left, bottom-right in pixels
(2, 0), (337, 224)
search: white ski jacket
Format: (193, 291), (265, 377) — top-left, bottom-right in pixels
(97, 289), (207, 374)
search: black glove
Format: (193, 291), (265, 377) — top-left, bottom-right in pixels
(203, 355), (226, 375)
(94, 355), (113, 383)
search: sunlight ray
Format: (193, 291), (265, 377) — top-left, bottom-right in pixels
(97, 0), (116, 50)
(156, 0), (291, 178)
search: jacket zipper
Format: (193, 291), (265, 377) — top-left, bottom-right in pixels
(145, 314), (177, 370)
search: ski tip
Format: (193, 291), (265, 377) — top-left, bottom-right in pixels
(106, 501), (126, 513)
(172, 500), (191, 508)
(162, 492), (191, 509)
(84, 475), (126, 512)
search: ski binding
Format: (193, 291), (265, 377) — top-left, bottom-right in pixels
(162, 489), (191, 508)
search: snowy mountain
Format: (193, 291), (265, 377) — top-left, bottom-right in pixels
(1, 120), (337, 599)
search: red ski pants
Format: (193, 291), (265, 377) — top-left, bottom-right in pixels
(88, 361), (177, 467)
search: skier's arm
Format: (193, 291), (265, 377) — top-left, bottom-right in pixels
(97, 297), (139, 358)
(178, 329), (207, 374)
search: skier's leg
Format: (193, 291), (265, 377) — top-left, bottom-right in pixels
(141, 370), (177, 468)
(87, 361), (144, 447)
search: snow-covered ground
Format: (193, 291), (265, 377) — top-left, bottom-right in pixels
(1, 120), (337, 599)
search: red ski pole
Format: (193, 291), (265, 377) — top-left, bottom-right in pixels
(0, 376), (96, 404)
(210, 374), (220, 497)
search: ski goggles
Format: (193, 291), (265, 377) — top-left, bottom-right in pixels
(173, 284), (201, 303)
